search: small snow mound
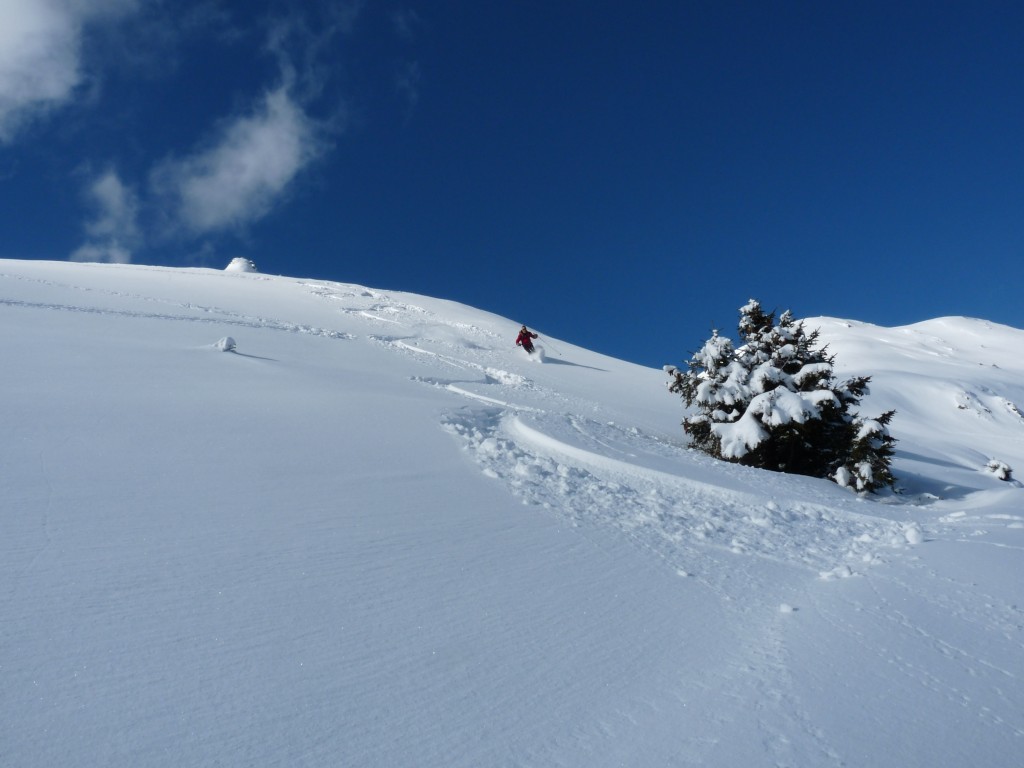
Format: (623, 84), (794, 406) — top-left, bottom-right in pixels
(779, 603), (797, 613)
(225, 257), (258, 273)
(903, 523), (924, 545)
(819, 565), (856, 581)
(215, 337), (237, 352)
(486, 368), (529, 387)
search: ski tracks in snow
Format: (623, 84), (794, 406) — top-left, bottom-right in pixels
(443, 408), (914, 581)
(1, 272), (356, 341)
(318, 274), (922, 585)
(306, 278), (886, 579)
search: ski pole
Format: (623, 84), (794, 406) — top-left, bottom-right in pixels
(540, 335), (562, 356)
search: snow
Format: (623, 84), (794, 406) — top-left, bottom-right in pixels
(714, 386), (838, 459)
(2, 259), (1023, 766)
(224, 256), (258, 272)
(214, 335), (236, 351)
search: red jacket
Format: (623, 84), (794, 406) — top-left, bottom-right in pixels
(516, 329), (538, 347)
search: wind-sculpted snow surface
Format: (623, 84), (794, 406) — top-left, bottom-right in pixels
(2, 260), (1023, 767)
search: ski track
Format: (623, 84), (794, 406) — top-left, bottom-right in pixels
(0, 297), (355, 340)
(301, 278), (921, 585)
(443, 409), (917, 579)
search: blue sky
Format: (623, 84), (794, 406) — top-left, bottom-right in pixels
(2, 1), (1023, 367)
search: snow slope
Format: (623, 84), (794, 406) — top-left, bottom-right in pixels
(2, 260), (1022, 767)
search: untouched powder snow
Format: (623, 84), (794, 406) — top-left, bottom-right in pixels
(2, 260), (1022, 767)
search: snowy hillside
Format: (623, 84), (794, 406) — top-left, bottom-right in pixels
(2, 259), (1022, 767)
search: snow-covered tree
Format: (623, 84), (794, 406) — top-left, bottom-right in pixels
(667, 330), (747, 456)
(666, 299), (897, 492)
(834, 408), (897, 491)
(983, 458), (1013, 481)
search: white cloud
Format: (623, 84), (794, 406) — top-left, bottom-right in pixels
(70, 168), (139, 263)
(150, 85), (323, 236)
(0, 0), (138, 143)
(84, 168), (139, 239)
(41, 6), (342, 255)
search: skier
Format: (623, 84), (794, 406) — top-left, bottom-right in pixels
(516, 325), (539, 354)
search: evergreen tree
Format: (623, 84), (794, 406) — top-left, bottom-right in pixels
(667, 299), (897, 492)
(666, 330), (746, 457)
(835, 409), (898, 491)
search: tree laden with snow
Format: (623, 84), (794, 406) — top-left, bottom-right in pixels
(984, 458), (1013, 481)
(666, 299), (897, 492)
